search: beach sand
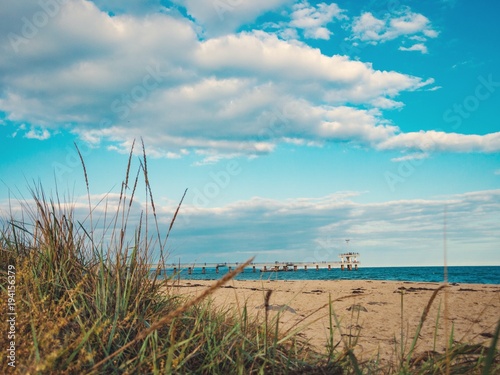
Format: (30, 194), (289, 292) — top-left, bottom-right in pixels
(165, 279), (500, 364)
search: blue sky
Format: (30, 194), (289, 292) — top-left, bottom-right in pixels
(1, 0), (499, 266)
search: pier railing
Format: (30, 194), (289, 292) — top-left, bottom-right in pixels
(149, 260), (360, 274)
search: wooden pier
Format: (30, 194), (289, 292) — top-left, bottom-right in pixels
(150, 257), (360, 275)
(151, 242), (360, 275)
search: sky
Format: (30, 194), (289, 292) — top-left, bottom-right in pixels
(1, 0), (499, 266)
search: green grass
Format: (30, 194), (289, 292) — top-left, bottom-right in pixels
(0, 141), (498, 374)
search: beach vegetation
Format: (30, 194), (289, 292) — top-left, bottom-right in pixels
(0, 141), (498, 374)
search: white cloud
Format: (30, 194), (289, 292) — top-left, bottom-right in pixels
(277, 27), (299, 40)
(427, 86), (442, 91)
(388, 12), (431, 38)
(352, 12), (385, 42)
(423, 29), (439, 38)
(409, 35), (427, 42)
(351, 7), (438, 52)
(25, 126), (50, 140)
(289, 1), (346, 40)
(317, 107), (398, 143)
(370, 97), (404, 109)
(195, 31), (429, 100)
(391, 152), (430, 162)
(399, 43), (428, 54)
(378, 131), (500, 153)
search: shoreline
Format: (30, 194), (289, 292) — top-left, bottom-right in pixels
(165, 279), (500, 364)
(173, 277), (500, 286)
(159, 265), (500, 285)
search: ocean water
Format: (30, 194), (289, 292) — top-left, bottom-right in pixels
(161, 266), (500, 285)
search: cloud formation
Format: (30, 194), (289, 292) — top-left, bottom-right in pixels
(4, 189), (498, 266)
(289, 1), (346, 40)
(351, 7), (438, 54)
(0, 0), (498, 165)
(172, 189), (500, 265)
(378, 131), (500, 153)
(399, 43), (428, 54)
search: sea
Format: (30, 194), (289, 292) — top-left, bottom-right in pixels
(161, 266), (500, 285)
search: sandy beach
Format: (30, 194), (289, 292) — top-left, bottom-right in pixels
(166, 279), (500, 364)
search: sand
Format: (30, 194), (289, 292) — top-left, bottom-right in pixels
(166, 278), (500, 364)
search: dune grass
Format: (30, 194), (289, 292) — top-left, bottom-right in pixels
(0, 141), (498, 374)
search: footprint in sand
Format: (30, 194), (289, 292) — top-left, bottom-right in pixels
(347, 304), (368, 312)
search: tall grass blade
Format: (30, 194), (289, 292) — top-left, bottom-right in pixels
(405, 285), (447, 364)
(74, 142), (93, 245)
(482, 319), (500, 375)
